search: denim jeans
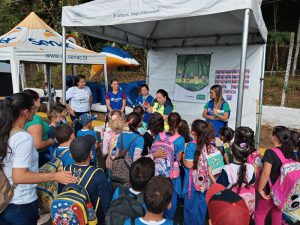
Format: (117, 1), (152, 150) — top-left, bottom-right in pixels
(0, 199), (39, 225)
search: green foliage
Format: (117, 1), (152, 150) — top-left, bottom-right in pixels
(268, 32), (292, 45)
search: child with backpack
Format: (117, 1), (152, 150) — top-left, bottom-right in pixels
(102, 110), (124, 180)
(219, 127), (234, 164)
(77, 113), (99, 165)
(182, 119), (216, 225)
(106, 157), (155, 225)
(216, 141), (256, 216)
(123, 176), (174, 225)
(255, 126), (295, 225)
(111, 112), (145, 188)
(151, 112), (185, 220)
(54, 135), (112, 225)
(52, 124), (75, 167)
(47, 108), (61, 139)
(133, 106), (148, 135)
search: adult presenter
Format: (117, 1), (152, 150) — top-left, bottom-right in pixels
(202, 85), (230, 137)
(105, 79), (126, 113)
(148, 89), (174, 131)
(66, 75), (92, 135)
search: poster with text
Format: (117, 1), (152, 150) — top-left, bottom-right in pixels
(174, 54), (211, 102)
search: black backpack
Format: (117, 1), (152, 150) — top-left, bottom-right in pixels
(105, 188), (145, 225)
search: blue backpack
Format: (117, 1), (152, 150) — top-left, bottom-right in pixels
(51, 166), (102, 225)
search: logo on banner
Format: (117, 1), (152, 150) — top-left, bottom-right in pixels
(0, 27), (22, 45)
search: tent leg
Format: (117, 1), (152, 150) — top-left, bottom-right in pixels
(62, 26), (67, 105)
(46, 64), (51, 113)
(146, 50), (149, 84)
(235, 8), (250, 128)
(20, 63), (26, 90)
(255, 44), (267, 148)
(104, 61), (108, 92)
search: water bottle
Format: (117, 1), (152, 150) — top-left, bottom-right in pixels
(87, 202), (97, 221)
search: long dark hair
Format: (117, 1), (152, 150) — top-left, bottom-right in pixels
(156, 89), (172, 104)
(234, 126), (255, 154)
(272, 126), (294, 160)
(0, 93), (34, 168)
(231, 141), (252, 193)
(291, 130), (300, 161)
(148, 112), (164, 136)
(127, 112), (142, 133)
(191, 120), (210, 169)
(178, 120), (191, 143)
(167, 112), (181, 136)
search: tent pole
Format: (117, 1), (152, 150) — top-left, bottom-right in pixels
(235, 8), (250, 128)
(46, 64), (51, 113)
(62, 26), (67, 105)
(104, 61), (108, 92)
(146, 50), (149, 85)
(255, 44), (267, 148)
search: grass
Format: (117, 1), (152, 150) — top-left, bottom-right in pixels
(263, 73), (300, 108)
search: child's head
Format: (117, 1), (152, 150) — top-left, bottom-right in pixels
(55, 124), (74, 144)
(70, 135), (96, 163)
(191, 120), (210, 169)
(231, 141), (252, 192)
(133, 106), (145, 119)
(127, 112), (142, 132)
(144, 176), (173, 214)
(271, 126), (294, 159)
(79, 113), (97, 129)
(47, 108), (61, 124)
(167, 112), (181, 136)
(206, 184), (250, 225)
(291, 130), (300, 151)
(108, 110), (124, 133)
(219, 127), (234, 143)
(55, 104), (68, 119)
(234, 126), (255, 153)
(140, 84), (150, 97)
(148, 112), (164, 136)
(129, 157), (155, 192)
(178, 120), (190, 143)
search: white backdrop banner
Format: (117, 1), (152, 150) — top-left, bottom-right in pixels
(148, 45), (264, 131)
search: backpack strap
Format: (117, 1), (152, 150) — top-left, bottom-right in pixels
(125, 135), (140, 152)
(169, 133), (181, 143)
(54, 148), (70, 159)
(271, 148), (290, 164)
(78, 166), (103, 189)
(159, 132), (166, 140)
(227, 164), (237, 184)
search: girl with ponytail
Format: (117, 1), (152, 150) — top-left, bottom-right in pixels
(255, 126), (294, 225)
(0, 94), (76, 225)
(182, 119), (215, 225)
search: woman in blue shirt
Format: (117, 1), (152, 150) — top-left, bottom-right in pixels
(202, 85), (231, 137)
(136, 84), (154, 125)
(106, 79), (126, 113)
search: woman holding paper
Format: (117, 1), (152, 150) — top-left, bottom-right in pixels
(202, 85), (230, 137)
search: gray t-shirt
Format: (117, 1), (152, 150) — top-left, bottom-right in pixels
(3, 131), (39, 204)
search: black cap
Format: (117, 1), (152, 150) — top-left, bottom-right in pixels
(70, 135), (96, 153)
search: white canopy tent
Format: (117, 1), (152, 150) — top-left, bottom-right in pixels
(62, 0), (268, 145)
(0, 12), (107, 101)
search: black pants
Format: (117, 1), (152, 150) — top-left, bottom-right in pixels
(70, 111), (89, 136)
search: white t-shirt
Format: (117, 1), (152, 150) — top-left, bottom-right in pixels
(3, 131), (39, 204)
(223, 163), (255, 188)
(66, 86), (92, 112)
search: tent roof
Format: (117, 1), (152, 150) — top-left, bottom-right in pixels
(0, 12), (105, 64)
(62, 0), (267, 49)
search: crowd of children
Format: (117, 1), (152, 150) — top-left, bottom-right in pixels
(1, 88), (300, 225)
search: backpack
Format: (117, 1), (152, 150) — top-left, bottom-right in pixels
(247, 150), (263, 189)
(188, 141), (211, 198)
(227, 164), (256, 215)
(51, 166), (101, 225)
(37, 148), (70, 211)
(111, 133), (140, 189)
(0, 130), (21, 213)
(105, 188), (145, 225)
(269, 148), (300, 213)
(150, 132), (180, 179)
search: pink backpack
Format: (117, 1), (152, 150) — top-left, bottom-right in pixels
(247, 150), (263, 189)
(150, 132), (180, 179)
(269, 148), (300, 212)
(227, 165), (256, 215)
(188, 140), (211, 198)
(108, 131), (119, 157)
